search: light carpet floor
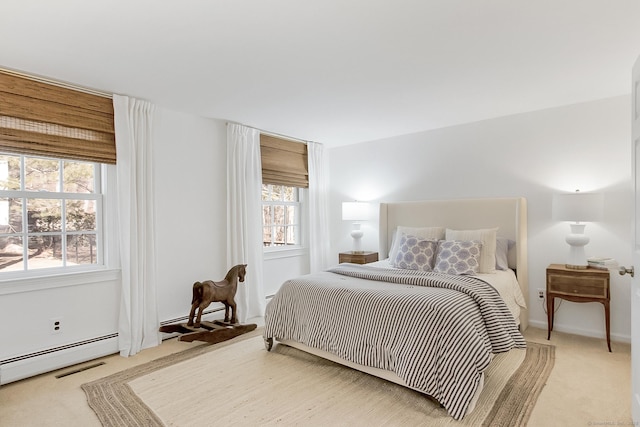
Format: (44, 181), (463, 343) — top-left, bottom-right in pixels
(81, 329), (553, 426)
(0, 327), (631, 427)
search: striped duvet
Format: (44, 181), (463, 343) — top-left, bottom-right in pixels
(263, 264), (526, 420)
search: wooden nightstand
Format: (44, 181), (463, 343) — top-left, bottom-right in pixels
(339, 251), (379, 265)
(546, 264), (611, 351)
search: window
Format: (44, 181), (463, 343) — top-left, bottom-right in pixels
(259, 134), (307, 252)
(0, 153), (102, 273)
(262, 184), (300, 249)
(0, 70), (113, 279)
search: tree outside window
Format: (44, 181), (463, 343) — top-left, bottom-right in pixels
(262, 184), (300, 248)
(0, 154), (101, 272)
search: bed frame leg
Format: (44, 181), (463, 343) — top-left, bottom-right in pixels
(264, 337), (273, 351)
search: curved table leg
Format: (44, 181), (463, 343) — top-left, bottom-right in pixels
(547, 296), (554, 340)
(603, 301), (611, 352)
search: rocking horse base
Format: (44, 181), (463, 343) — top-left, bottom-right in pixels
(159, 320), (257, 345)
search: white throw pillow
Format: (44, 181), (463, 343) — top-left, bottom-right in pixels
(445, 227), (498, 273)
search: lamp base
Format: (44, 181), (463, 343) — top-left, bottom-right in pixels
(564, 223), (590, 270)
(350, 224), (364, 253)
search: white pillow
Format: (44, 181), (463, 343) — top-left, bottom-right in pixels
(496, 237), (515, 270)
(388, 226), (445, 264)
(445, 227), (498, 273)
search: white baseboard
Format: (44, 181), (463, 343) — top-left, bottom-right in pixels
(527, 319), (631, 344)
(0, 335), (118, 385)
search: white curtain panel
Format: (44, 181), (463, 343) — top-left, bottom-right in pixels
(226, 123), (266, 322)
(308, 141), (332, 273)
(113, 95), (160, 357)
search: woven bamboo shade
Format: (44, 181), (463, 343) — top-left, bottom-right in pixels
(260, 134), (308, 188)
(0, 71), (116, 164)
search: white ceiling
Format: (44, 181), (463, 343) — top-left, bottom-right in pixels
(2, 1), (640, 147)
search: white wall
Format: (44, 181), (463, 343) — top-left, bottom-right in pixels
(263, 251), (310, 297)
(328, 95), (632, 342)
(153, 108), (228, 321)
(0, 274), (120, 360)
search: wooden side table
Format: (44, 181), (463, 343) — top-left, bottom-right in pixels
(546, 264), (611, 351)
(339, 251), (379, 265)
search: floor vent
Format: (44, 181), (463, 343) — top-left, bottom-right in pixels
(55, 361), (106, 378)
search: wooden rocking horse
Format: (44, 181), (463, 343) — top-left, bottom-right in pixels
(159, 264), (256, 344)
(188, 263), (246, 327)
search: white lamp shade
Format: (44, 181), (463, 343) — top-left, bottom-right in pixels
(342, 202), (369, 221)
(552, 193), (603, 222)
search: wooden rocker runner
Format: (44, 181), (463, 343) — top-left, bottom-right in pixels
(159, 320), (256, 344)
(159, 264), (256, 344)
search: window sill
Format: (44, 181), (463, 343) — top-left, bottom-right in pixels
(0, 268), (121, 296)
(264, 247), (308, 261)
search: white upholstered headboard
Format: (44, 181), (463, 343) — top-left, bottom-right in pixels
(379, 197), (528, 330)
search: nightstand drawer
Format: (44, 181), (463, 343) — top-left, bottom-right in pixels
(339, 251), (378, 264)
(547, 273), (607, 298)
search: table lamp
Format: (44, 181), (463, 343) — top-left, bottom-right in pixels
(552, 191), (603, 269)
(342, 201), (369, 254)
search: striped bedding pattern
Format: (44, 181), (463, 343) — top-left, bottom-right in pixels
(263, 264), (526, 420)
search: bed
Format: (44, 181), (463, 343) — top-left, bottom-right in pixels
(263, 197), (529, 420)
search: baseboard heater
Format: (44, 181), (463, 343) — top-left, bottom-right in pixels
(0, 307), (223, 386)
(0, 333), (119, 386)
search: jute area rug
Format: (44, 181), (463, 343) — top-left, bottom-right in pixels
(82, 329), (554, 427)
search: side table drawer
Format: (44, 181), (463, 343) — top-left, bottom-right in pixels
(547, 273), (607, 298)
(339, 252), (378, 264)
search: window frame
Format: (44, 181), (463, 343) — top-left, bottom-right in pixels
(0, 152), (105, 278)
(262, 184), (304, 253)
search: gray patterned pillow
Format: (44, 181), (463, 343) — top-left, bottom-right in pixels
(434, 240), (483, 275)
(392, 235), (438, 271)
